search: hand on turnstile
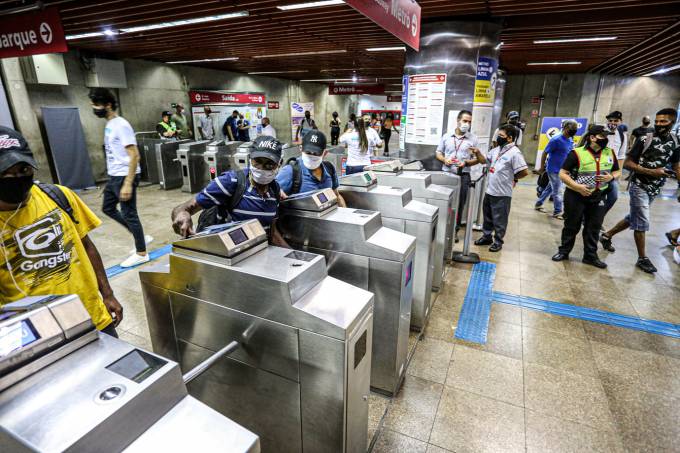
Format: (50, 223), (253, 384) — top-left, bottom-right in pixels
(103, 294), (124, 327)
(173, 211), (195, 238)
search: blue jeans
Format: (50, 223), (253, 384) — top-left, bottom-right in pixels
(535, 172), (563, 214)
(604, 179), (618, 212)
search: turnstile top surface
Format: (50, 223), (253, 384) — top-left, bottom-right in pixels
(173, 220), (267, 259)
(364, 159), (403, 173)
(409, 170), (461, 188)
(205, 140), (243, 154)
(374, 172), (454, 201)
(279, 188), (337, 212)
(178, 140), (212, 153)
(339, 184), (438, 223)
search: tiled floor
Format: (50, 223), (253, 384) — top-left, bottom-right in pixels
(79, 174), (680, 453)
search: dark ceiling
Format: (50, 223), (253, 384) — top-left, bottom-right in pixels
(2, 0), (679, 84)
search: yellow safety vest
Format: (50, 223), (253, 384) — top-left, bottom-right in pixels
(158, 121), (177, 132)
(573, 146), (615, 191)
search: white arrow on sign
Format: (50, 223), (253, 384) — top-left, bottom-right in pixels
(39, 23), (53, 44)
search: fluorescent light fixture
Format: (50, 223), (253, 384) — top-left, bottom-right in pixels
(643, 63), (680, 76)
(366, 46), (406, 52)
(527, 61), (582, 66)
(277, 0), (344, 10)
(534, 36), (617, 44)
(253, 49), (346, 58)
(121, 11), (249, 33)
(248, 70), (309, 74)
(167, 57), (239, 64)
(495, 41), (504, 50)
(103, 29), (118, 36)
(65, 32), (105, 40)
(300, 78), (367, 82)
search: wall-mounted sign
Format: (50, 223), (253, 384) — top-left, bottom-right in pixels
(404, 74), (446, 146)
(387, 95), (402, 103)
(473, 57), (498, 106)
(530, 96), (540, 104)
(189, 90), (266, 105)
(328, 84), (385, 95)
(0, 7), (67, 59)
(267, 101), (280, 109)
(535, 117), (588, 170)
(344, 0), (421, 51)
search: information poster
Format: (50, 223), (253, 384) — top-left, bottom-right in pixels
(404, 74), (446, 146)
(399, 75), (409, 152)
(535, 117), (588, 170)
(473, 57), (498, 106)
(291, 101), (314, 144)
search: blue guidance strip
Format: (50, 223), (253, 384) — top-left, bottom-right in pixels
(105, 244), (172, 279)
(454, 262), (496, 343)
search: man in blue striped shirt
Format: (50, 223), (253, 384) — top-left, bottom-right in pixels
(171, 136), (287, 245)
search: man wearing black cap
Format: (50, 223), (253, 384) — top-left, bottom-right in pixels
(171, 135), (287, 245)
(552, 124), (620, 268)
(0, 126), (123, 336)
(276, 130), (346, 206)
(602, 111), (628, 215)
(156, 111), (178, 139)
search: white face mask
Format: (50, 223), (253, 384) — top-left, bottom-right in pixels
(249, 165), (277, 184)
(458, 122), (470, 133)
(301, 153), (322, 169)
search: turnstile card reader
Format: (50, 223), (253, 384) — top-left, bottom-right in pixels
(339, 172), (438, 331)
(278, 189), (416, 395)
(365, 160), (455, 292)
(0, 295), (260, 453)
(177, 140), (211, 193)
(203, 140), (243, 180)
(140, 219), (374, 453)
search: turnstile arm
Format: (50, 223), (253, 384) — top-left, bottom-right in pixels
(183, 340), (240, 384)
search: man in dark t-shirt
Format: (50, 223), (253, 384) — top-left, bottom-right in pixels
(601, 108), (680, 274)
(630, 116), (653, 150)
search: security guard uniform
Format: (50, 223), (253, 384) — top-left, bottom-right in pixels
(156, 118), (177, 139)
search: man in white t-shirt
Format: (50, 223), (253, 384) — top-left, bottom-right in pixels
(601, 110), (628, 220)
(260, 117), (277, 139)
(89, 88), (152, 268)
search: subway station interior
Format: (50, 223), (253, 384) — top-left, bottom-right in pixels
(1, 1), (680, 452)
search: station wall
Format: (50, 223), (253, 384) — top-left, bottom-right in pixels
(1, 52), (352, 182)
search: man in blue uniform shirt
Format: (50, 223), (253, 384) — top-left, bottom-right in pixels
(535, 119), (578, 218)
(276, 130), (346, 206)
(171, 135), (287, 246)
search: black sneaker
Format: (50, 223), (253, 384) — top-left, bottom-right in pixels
(474, 236), (493, 246)
(552, 252), (569, 262)
(636, 257), (657, 274)
(582, 257), (607, 269)
(599, 233), (615, 252)
(489, 243), (503, 252)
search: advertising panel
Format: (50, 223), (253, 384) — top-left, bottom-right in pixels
(473, 57), (498, 106)
(404, 74), (446, 146)
(291, 101), (314, 144)
(535, 117), (588, 170)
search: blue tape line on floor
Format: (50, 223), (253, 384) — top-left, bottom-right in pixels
(105, 244), (172, 279)
(493, 291), (680, 339)
(454, 262), (496, 344)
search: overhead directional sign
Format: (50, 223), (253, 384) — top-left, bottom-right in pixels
(0, 7), (67, 59)
(328, 84), (385, 95)
(344, 0), (421, 51)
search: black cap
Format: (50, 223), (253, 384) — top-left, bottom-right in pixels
(606, 111), (622, 120)
(250, 136), (283, 163)
(162, 110), (172, 117)
(301, 130), (327, 155)
(0, 126), (37, 173)
(588, 124), (614, 136)
(507, 111), (519, 120)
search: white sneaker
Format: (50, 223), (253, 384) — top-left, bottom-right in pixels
(120, 253), (150, 268)
(129, 235), (154, 254)
(674, 246), (680, 265)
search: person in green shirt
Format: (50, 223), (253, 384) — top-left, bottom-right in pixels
(171, 103), (192, 139)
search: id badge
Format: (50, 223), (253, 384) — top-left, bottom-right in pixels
(489, 167), (495, 174)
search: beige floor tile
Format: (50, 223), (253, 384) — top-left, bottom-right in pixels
(118, 330), (152, 350)
(523, 326), (598, 377)
(446, 345), (524, 406)
(521, 309), (587, 339)
(429, 387), (525, 453)
(524, 362), (615, 431)
(525, 410), (624, 453)
(520, 278), (576, 304)
(368, 393), (390, 448)
(407, 337), (454, 384)
(492, 275), (521, 294)
(455, 317), (523, 360)
(423, 306), (458, 344)
(582, 321), (680, 359)
(570, 288), (639, 317)
(627, 296), (680, 325)
(617, 279), (680, 303)
(425, 444), (453, 453)
(383, 375), (443, 442)
(372, 430), (428, 453)
(489, 302), (522, 325)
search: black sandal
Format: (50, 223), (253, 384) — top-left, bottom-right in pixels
(666, 232), (678, 247)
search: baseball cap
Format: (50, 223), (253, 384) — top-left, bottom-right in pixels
(250, 135), (283, 163)
(506, 111), (519, 120)
(0, 126), (37, 174)
(606, 111), (622, 120)
(588, 124), (614, 136)
(162, 110), (172, 117)
(301, 130), (327, 155)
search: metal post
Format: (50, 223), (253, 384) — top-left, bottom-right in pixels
(183, 340), (239, 385)
(453, 175), (482, 264)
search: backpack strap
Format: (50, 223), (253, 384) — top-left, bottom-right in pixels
(322, 160), (336, 183)
(290, 159), (302, 195)
(641, 132), (655, 156)
(35, 183), (78, 224)
(227, 170), (247, 212)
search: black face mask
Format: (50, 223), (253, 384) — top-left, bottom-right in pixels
(496, 136), (509, 147)
(567, 128), (577, 137)
(594, 138), (609, 150)
(0, 175), (33, 204)
(655, 125), (670, 136)
(92, 108), (107, 118)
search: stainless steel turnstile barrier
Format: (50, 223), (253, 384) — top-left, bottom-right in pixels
(156, 140), (189, 190)
(140, 220), (374, 453)
(339, 172), (438, 331)
(277, 189), (416, 395)
(177, 140), (211, 193)
(204, 140), (243, 179)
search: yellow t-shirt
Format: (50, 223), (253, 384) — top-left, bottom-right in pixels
(0, 185), (112, 330)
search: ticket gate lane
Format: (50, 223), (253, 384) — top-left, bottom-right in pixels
(177, 140), (212, 193)
(277, 189), (416, 395)
(203, 140), (243, 180)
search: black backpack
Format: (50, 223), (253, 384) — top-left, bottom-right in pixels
(35, 182), (79, 224)
(286, 158), (336, 195)
(196, 170), (281, 233)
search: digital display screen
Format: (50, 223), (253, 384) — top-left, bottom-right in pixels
(364, 173), (372, 182)
(404, 261), (413, 287)
(106, 349), (166, 383)
(228, 228), (248, 245)
(317, 192), (328, 203)
(354, 330), (367, 369)
(0, 319), (40, 358)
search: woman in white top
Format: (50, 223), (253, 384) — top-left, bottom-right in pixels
(340, 115), (383, 174)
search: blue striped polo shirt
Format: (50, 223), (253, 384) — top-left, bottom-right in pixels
(195, 169), (279, 230)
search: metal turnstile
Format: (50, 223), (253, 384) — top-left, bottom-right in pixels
(177, 140), (211, 193)
(365, 160), (454, 292)
(156, 140), (189, 190)
(277, 189), (416, 395)
(0, 295), (259, 453)
(203, 140), (243, 179)
(233, 141), (301, 170)
(339, 172), (438, 331)
(140, 220), (374, 453)
(403, 160), (461, 259)
(136, 133), (164, 184)
(324, 145), (346, 175)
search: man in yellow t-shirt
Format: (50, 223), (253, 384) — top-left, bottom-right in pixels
(0, 127), (123, 335)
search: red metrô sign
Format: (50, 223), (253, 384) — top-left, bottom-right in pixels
(344, 0), (421, 51)
(0, 7), (67, 59)
(329, 84), (385, 95)
(189, 90), (266, 105)
(387, 95), (402, 102)
(267, 101), (280, 109)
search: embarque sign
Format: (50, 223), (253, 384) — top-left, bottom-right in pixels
(0, 8), (67, 59)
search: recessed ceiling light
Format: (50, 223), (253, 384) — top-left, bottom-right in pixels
(495, 41), (504, 50)
(527, 61), (582, 66)
(65, 32), (105, 40)
(253, 50), (346, 58)
(366, 46), (406, 52)
(167, 57), (239, 64)
(103, 29), (118, 36)
(277, 0), (344, 11)
(643, 63), (680, 76)
(248, 70), (309, 74)
(533, 36), (617, 44)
